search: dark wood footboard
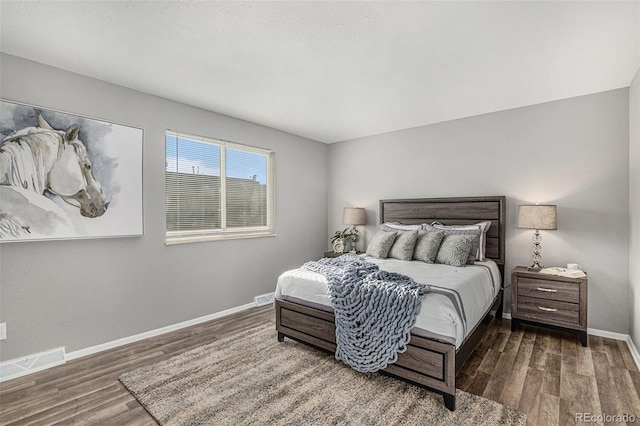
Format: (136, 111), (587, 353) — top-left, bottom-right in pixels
(275, 289), (502, 412)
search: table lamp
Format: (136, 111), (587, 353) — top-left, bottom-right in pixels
(342, 207), (366, 253)
(517, 204), (557, 271)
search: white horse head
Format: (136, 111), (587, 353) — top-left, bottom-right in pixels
(37, 115), (109, 218)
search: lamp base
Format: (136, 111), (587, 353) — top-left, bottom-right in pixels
(348, 225), (358, 254)
(529, 231), (544, 272)
(528, 260), (544, 272)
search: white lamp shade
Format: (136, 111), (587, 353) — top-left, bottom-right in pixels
(517, 205), (557, 230)
(343, 207), (366, 226)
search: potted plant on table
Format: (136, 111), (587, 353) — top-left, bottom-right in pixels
(331, 228), (360, 254)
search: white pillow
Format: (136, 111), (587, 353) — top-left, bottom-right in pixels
(380, 222), (422, 232)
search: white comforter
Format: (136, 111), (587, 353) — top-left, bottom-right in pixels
(275, 255), (501, 348)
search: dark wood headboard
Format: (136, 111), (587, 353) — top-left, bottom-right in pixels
(380, 196), (506, 267)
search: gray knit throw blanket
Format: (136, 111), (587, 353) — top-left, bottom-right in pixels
(302, 254), (429, 373)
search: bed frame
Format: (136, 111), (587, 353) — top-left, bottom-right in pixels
(275, 196), (506, 411)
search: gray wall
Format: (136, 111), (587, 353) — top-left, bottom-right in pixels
(0, 52), (633, 362)
(630, 68), (640, 346)
(0, 54), (328, 361)
(328, 89), (630, 334)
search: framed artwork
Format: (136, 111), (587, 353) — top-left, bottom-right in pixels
(0, 100), (144, 242)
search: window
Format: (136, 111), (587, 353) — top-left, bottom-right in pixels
(165, 130), (274, 244)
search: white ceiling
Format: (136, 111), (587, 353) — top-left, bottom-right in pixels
(1, 1), (639, 143)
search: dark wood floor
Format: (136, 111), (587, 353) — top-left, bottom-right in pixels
(1, 306), (639, 425)
(457, 319), (640, 425)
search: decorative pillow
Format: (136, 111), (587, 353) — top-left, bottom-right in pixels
(475, 221), (492, 260)
(388, 230), (419, 261)
(423, 222), (490, 263)
(366, 231), (397, 259)
(380, 222), (422, 232)
(435, 234), (476, 267)
(413, 230), (445, 263)
(429, 221), (492, 261)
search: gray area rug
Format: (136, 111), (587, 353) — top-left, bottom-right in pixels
(120, 324), (526, 425)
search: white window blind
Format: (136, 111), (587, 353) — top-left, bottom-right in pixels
(165, 131), (274, 244)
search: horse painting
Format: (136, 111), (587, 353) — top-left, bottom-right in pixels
(0, 115), (109, 239)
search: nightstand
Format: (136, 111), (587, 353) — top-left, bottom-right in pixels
(324, 251), (344, 258)
(323, 251), (362, 258)
(511, 266), (588, 346)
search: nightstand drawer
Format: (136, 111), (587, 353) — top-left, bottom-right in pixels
(516, 277), (579, 303)
(516, 296), (580, 325)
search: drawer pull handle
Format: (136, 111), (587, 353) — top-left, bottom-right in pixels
(538, 306), (558, 312)
(537, 287), (557, 293)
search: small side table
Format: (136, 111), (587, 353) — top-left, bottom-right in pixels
(323, 251), (362, 258)
(511, 266), (588, 346)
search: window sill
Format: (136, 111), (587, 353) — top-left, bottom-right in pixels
(165, 231), (276, 245)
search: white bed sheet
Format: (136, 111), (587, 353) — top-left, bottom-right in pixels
(275, 255), (501, 348)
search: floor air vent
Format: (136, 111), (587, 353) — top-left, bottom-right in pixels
(0, 347), (65, 382)
(254, 292), (275, 307)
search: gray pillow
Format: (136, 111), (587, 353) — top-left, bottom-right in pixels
(429, 221), (492, 261)
(435, 234), (476, 267)
(388, 230), (419, 261)
(413, 230), (445, 263)
(423, 223), (481, 264)
(366, 231), (397, 259)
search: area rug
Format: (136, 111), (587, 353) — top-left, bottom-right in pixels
(120, 324), (526, 425)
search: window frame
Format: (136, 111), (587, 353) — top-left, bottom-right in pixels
(165, 130), (275, 245)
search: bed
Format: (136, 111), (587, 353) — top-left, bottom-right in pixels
(274, 196), (506, 411)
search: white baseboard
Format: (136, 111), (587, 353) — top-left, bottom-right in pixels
(586, 329), (640, 370)
(66, 301), (256, 361)
(587, 327), (629, 341)
(627, 336), (640, 371)
(0, 301), (257, 382)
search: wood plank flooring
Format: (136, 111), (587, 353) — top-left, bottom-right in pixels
(1, 306), (638, 425)
(457, 320), (640, 425)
